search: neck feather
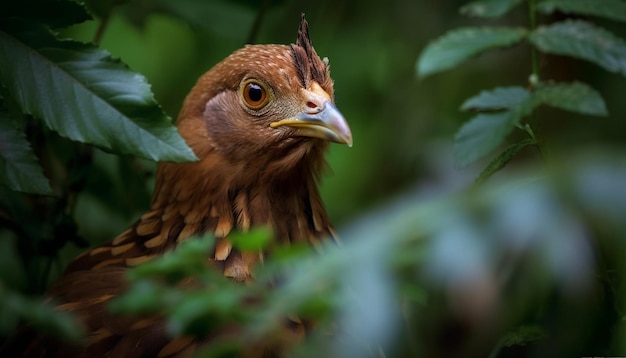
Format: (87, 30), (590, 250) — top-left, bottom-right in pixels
(67, 144), (334, 276)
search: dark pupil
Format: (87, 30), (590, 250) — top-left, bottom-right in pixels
(248, 84), (263, 102)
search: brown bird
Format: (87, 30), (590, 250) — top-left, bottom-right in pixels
(5, 15), (351, 357)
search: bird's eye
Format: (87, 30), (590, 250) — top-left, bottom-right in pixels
(240, 80), (270, 109)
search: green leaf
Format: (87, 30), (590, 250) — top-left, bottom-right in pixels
(474, 138), (536, 186)
(454, 112), (520, 166)
(0, 0), (91, 29)
(461, 86), (530, 111)
(456, 87), (536, 166)
(461, 0), (523, 18)
(500, 325), (547, 347)
(0, 112), (53, 195)
(0, 22), (198, 162)
(534, 82), (608, 116)
(0, 285), (83, 342)
(537, 0), (626, 23)
(489, 325), (548, 358)
(529, 20), (626, 77)
(229, 226), (273, 251)
(417, 27), (527, 78)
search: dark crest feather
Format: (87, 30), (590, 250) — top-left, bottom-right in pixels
(291, 14), (329, 88)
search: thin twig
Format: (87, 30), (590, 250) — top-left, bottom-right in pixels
(93, 15), (111, 45)
(246, 0), (270, 45)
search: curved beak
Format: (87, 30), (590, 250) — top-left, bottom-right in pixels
(270, 101), (353, 147)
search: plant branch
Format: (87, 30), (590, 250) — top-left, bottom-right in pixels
(93, 15), (111, 45)
(528, 0), (539, 86)
(246, 0), (270, 45)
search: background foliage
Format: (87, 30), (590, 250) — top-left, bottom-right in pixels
(1, 0), (626, 357)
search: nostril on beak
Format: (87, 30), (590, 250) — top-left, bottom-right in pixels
(306, 101), (323, 114)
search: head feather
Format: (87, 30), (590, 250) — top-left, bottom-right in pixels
(290, 14), (330, 89)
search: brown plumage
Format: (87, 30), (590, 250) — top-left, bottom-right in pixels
(4, 15), (351, 357)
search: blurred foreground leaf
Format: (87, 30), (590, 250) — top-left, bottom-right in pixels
(0, 283), (83, 342)
(229, 226), (272, 251)
(109, 151), (626, 357)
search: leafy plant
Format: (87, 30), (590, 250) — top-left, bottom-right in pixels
(0, 0), (196, 341)
(417, 0), (626, 182)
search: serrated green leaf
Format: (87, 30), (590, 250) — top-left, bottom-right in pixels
(534, 82), (608, 116)
(0, 22), (198, 162)
(417, 27), (527, 78)
(0, 112), (53, 195)
(529, 20), (626, 77)
(461, 86), (530, 111)
(0, 0), (91, 29)
(229, 226), (273, 251)
(537, 0), (626, 23)
(454, 112), (520, 166)
(474, 138), (536, 186)
(461, 0), (523, 18)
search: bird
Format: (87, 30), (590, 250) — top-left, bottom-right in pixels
(4, 14), (352, 357)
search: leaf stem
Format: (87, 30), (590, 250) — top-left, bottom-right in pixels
(528, 0), (539, 86)
(246, 0), (270, 45)
(524, 123), (545, 159)
(93, 15), (111, 45)
(526, 0), (545, 160)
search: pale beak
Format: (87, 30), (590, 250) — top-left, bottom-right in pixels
(270, 101), (353, 147)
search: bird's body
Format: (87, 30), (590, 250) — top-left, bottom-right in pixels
(5, 16), (351, 357)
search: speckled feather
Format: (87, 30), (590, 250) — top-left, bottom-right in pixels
(5, 15), (340, 358)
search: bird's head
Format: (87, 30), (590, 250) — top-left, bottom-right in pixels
(175, 15), (351, 178)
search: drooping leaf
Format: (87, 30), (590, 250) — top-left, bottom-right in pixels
(537, 0), (626, 23)
(417, 27), (527, 78)
(474, 138), (536, 186)
(529, 20), (626, 77)
(0, 21), (198, 162)
(461, 86), (530, 111)
(533, 82), (608, 116)
(0, 112), (52, 195)
(454, 112), (520, 166)
(0, 0), (91, 29)
(460, 0), (523, 18)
